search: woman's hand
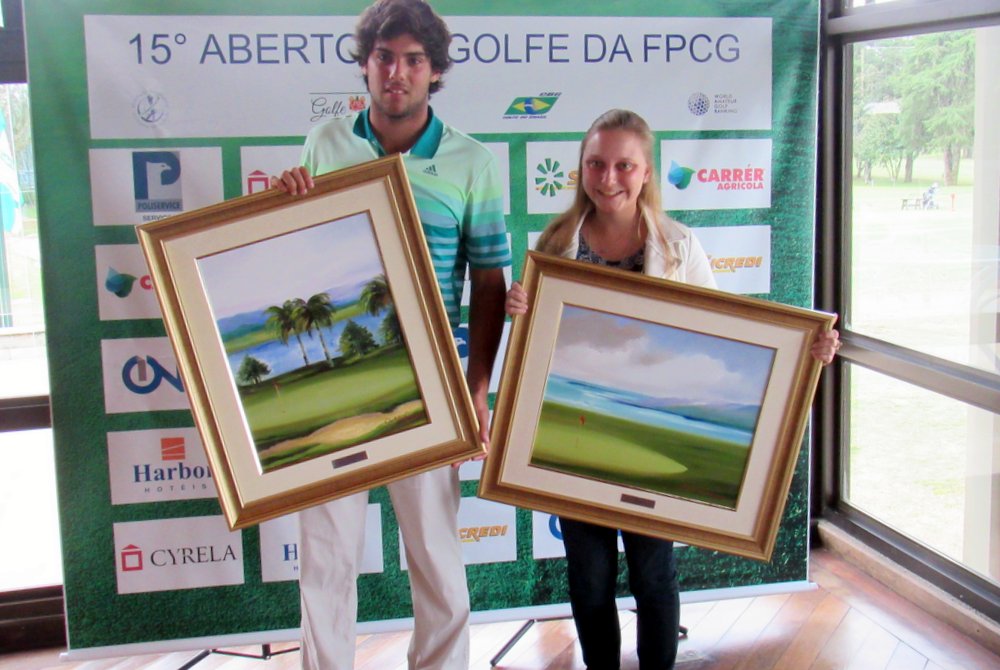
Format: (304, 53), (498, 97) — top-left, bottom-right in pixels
(812, 329), (841, 365)
(505, 281), (529, 316)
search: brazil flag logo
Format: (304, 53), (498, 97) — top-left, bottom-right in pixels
(505, 96), (560, 116)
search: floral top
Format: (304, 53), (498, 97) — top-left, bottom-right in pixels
(576, 230), (646, 273)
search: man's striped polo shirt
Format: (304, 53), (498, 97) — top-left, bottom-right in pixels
(300, 108), (511, 328)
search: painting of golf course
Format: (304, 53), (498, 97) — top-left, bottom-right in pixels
(196, 212), (427, 473)
(530, 305), (777, 509)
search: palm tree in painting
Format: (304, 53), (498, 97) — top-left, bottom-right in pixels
(360, 274), (391, 314)
(265, 299), (310, 367)
(297, 293), (337, 365)
(360, 274), (400, 345)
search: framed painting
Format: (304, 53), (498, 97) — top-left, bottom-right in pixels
(479, 252), (836, 561)
(137, 155), (481, 530)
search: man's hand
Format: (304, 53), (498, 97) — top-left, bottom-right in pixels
(471, 387), (490, 459)
(271, 166), (314, 195)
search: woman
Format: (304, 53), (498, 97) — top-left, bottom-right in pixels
(506, 109), (839, 669)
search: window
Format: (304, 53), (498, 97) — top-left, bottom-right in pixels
(0, 81), (58, 597)
(0, 429), (61, 591)
(0, 82), (47, 400)
(823, 0), (1000, 618)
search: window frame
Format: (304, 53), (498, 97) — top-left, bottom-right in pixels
(815, 0), (1000, 624)
(0, 0), (61, 652)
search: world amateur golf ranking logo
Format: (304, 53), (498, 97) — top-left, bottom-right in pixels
(133, 151), (182, 221)
(504, 92), (561, 119)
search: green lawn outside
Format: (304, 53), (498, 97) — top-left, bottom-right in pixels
(847, 152), (982, 566)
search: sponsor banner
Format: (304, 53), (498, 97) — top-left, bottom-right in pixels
(458, 459), (483, 482)
(400, 497), (516, 568)
(488, 322), (511, 396)
(660, 139), (772, 210)
(101, 337), (190, 414)
(239, 145), (303, 195)
(455, 320), (510, 395)
(113, 516), (243, 594)
(483, 143), (511, 215)
(85, 15), (770, 138)
(85, 15), (362, 139)
(259, 504), (384, 583)
(240, 142), (507, 204)
(531, 511), (625, 559)
(95, 245), (161, 320)
(694, 225), (772, 295)
(107, 428), (216, 504)
(89, 147), (224, 226)
(458, 498), (517, 565)
(532, 511), (567, 559)
(456, 498), (517, 565)
(460, 234), (513, 307)
(525, 141), (580, 215)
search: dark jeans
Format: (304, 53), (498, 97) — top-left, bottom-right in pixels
(560, 516), (679, 670)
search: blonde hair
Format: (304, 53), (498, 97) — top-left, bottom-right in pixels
(535, 109), (666, 253)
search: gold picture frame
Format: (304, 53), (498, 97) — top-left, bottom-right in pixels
(479, 252), (835, 561)
(137, 155), (481, 530)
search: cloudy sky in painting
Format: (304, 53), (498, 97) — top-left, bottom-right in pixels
(549, 305), (775, 406)
(196, 212), (384, 318)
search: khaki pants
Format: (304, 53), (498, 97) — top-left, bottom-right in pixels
(298, 466), (470, 670)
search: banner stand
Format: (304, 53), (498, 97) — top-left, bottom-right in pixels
(29, 1), (821, 657)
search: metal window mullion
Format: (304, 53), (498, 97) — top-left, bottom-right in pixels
(839, 333), (1000, 415)
(827, 0), (1000, 41)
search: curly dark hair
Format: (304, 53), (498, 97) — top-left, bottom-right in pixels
(353, 0), (453, 94)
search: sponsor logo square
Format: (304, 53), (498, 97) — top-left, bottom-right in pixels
(660, 139), (772, 211)
(107, 428), (216, 505)
(259, 505), (384, 583)
(89, 148), (223, 226)
(95, 245), (161, 321)
(531, 512), (625, 559)
(113, 516), (243, 594)
(525, 142), (580, 215)
(239, 145), (303, 195)
(101, 337), (190, 414)
(401, 498), (516, 568)
(694, 225), (772, 295)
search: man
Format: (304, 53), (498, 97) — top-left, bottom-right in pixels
(272, 1), (509, 668)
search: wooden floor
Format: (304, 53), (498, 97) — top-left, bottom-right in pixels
(2, 548), (998, 670)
